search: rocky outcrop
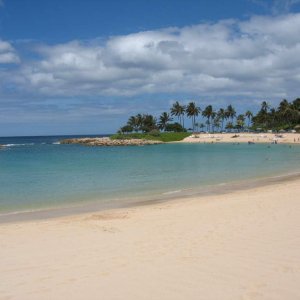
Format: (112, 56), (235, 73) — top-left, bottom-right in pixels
(59, 137), (163, 146)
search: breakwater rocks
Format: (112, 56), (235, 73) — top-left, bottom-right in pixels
(59, 137), (163, 146)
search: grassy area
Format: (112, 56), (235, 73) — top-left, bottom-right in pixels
(110, 132), (191, 142)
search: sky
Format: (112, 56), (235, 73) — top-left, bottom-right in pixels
(0, 0), (300, 136)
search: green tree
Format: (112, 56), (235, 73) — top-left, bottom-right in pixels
(225, 122), (234, 132)
(135, 114), (143, 131)
(120, 125), (133, 134)
(202, 105), (214, 132)
(261, 101), (270, 114)
(225, 105), (236, 124)
(277, 99), (298, 128)
(245, 110), (253, 128)
(292, 98), (300, 111)
(127, 116), (139, 132)
(170, 101), (186, 128)
(252, 101), (270, 129)
(165, 122), (186, 132)
(236, 114), (245, 131)
(158, 112), (172, 131)
(141, 114), (157, 133)
(212, 116), (221, 132)
(199, 123), (205, 131)
(217, 108), (226, 131)
(186, 102), (200, 132)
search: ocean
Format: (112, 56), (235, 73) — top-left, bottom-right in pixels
(0, 135), (300, 219)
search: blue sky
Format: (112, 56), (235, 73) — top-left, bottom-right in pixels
(0, 0), (300, 136)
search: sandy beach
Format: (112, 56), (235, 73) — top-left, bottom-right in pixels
(1, 177), (300, 299)
(181, 132), (300, 144)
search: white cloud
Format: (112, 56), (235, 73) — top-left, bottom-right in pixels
(0, 40), (20, 64)
(5, 13), (300, 101)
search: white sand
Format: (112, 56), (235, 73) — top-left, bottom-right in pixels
(1, 179), (300, 300)
(181, 132), (300, 144)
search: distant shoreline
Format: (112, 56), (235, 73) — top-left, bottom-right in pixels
(178, 132), (300, 144)
(55, 132), (300, 148)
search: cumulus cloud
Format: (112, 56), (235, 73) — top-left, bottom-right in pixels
(4, 13), (300, 102)
(0, 40), (20, 64)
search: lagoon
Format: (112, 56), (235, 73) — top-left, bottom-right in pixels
(0, 135), (300, 216)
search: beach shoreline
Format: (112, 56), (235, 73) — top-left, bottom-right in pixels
(179, 132), (300, 144)
(1, 170), (300, 224)
(1, 174), (300, 299)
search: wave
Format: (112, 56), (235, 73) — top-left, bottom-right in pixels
(3, 143), (35, 147)
(162, 189), (182, 195)
(0, 208), (40, 217)
(2, 142), (61, 147)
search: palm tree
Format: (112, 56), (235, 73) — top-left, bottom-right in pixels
(253, 101), (270, 129)
(291, 99), (300, 128)
(250, 98), (300, 130)
(269, 108), (277, 128)
(278, 99), (289, 113)
(211, 111), (217, 132)
(136, 113), (143, 131)
(226, 104), (236, 124)
(277, 99), (296, 127)
(261, 101), (269, 114)
(170, 101), (186, 128)
(225, 122), (234, 132)
(199, 123), (205, 132)
(127, 116), (139, 132)
(202, 105), (214, 132)
(181, 105), (186, 129)
(236, 114), (245, 131)
(141, 114), (157, 132)
(217, 108), (226, 131)
(206, 120), (212, 132)
(213, 116), (221, 132)
(158, 112), (172, 131)
(292, 98), (300, 111)
(186, 102), (200, 132)
(245, 110), (253, 128)
(120, 125), (133, 134)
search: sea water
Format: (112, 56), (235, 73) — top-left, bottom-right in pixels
(0, 135), (300, 215)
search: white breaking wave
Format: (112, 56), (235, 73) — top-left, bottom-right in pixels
(162, 190), (182, 195)
(3, 143), (35, 147)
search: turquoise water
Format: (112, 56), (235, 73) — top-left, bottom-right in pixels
(0, 136), (300, 214)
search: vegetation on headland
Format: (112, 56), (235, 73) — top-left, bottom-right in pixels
(111, 132), (191, 142)
(117, 98), (300, 140)
(252, 99), (300, 131)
